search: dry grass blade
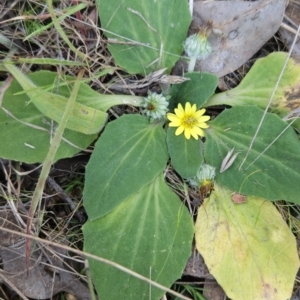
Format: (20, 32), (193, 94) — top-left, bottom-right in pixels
(25, 69), (85, 271)
(46, 0), (87, 61)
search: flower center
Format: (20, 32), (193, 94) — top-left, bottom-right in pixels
(183, 116), (197, 127)
(147, 103), (156, 111)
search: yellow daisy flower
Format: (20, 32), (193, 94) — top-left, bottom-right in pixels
(167, 102), (210, 140)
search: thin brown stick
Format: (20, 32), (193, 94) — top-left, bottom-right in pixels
(0, 226), (193, 300)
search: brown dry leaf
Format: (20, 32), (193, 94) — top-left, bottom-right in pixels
(279, 1), (300, 56)
(203, 279), (226, 300)
(231, 192), (247, 204)
(0, 210), (91, 300)
(183, 250), (212, 278)
(175, 0), (286, 77)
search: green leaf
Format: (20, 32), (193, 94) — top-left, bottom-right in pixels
(3, 67), (144, 135)
(28, 71), (144, 112)
(83, 173), (194, 300)
(195, 183), (299, 300)
(0, 78), (96, 163)
(204, 106), (300, 204)
(97, 0), (191, 75)
(4, 63), (107, 134)
(3, 64), (107, 134)
(169, 72), (218, 111)
(83, 115), (168, 220)
(167, 127), (203, 178)
(205, 52), (300, 130)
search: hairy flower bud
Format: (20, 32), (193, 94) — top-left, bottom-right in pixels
(142, 92), (170, 119)
(188, 163), (216, 189)
(184, 33), (212, 60)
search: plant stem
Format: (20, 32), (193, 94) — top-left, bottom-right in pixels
(189, 0), (193, 16)
(188, 56), (196, 72)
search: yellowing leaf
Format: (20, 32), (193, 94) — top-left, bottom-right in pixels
(205, 52), (300, 130)
(195, 183), (299, 300)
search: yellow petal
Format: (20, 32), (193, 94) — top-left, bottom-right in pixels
(175, 103), (185, 118)
(193, 126), (205, 137)
(167, 114), (180, 122)
(191, 103), (197, 113)
(177, 103), (184, 111)
(184, 127), (191, 139)
(185, 102), (192, 115)
(175, 125), (185, 136)
(198, 122), (209, 129)
(190, 129), (199, 140)
(178, 103), (185, 112)
(197, 115), (210, 123)
(195, 109), (206, 118)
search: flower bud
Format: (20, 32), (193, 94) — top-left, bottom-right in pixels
(188, 163), (216, 189)
(184, 32), (212, 60)
(142, 91), (170, 120)
(188, 163), (216, 198)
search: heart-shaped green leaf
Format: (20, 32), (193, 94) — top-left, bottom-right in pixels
(84, 173), (194, 300)
(97, 0), (191, 75)
(205, 106), (300, 204)
(195, 183), (299, 300)
(83, 114), (168, 220)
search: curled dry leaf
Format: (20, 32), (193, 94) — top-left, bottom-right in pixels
(108, 68), (189, 91)
(219, 147), (240, 173)
(174, 0), (286, 77)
